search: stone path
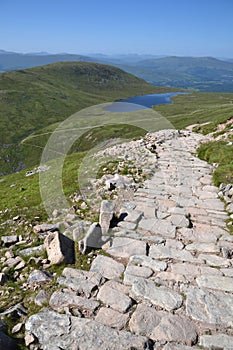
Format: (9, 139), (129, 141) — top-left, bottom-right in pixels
(26, 130), (233, 350)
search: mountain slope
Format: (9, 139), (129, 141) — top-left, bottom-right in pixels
(0, 61), (167, 175)
(118, 56), (233, 92)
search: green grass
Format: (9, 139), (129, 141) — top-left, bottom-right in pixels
(154, 91), (233, 129)
(197, 141), (233, 186)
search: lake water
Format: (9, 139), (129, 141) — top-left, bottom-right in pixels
(104, 92), (188, 112)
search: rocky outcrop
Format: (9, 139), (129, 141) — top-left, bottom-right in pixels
(1, 129), (233, 349)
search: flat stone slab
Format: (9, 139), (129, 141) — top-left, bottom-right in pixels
(185, 242), (220, 253)
(124, 265), (153, 285)
(186, 286), (233, 327)
(138, 219), (176, 238)
(129, 255), (167, 272)
(117, 221), (137, 230)
(199, 253), (231, 267)
(62, 267), (103, 286)
(49, 290), (99, 313)
(171, 263), (222, 281)
(90, 255), (125, 280)
(163, 345), (199, 350)
(122, 209), (144, 224)
(196, 274), (233, 292)
(57, 276), (97, 298)
(129, 304), (197, 345)
(107, 237), (147, 258)
(25, 309), (151, 350)
(95, 307), (129, 330)
(97, 283), (132, 313)
(199, 334), (233, 349)
(170, 214), (190, 228)
(149, 245), (196, 263)
(131, 277), (183, 311)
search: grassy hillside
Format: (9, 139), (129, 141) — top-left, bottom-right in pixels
(0, 61), (170, 174)
(119, 56), (233, 92)
(154, 91), (233, 129)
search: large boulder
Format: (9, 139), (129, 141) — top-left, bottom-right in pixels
(45, 231), (75, 264)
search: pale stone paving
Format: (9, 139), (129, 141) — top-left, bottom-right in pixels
(25, 130), (233, 350)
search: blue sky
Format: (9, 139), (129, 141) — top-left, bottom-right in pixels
(1, 0), (233, 57)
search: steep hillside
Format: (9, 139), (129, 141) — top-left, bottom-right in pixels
(0, 61), (166, 175)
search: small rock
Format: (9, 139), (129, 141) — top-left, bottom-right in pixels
(12, 322), (23, 334)
(27, 270), (53, 285)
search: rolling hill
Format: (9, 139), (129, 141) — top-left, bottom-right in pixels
(0, 61), (168, 175)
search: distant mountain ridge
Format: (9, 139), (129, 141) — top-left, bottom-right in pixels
(1, 50), (233, 91)
(118, 56), (233, 92)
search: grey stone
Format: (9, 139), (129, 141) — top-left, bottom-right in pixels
(45, 231), (75, 265)
(33, 223), (59, 233)
(57, 276), (97, 298)
(163, 345), (199, 350)
(95, 307), (129, 330)
(185, 242), (220, 253)
(97, 283), (132, 313)
(129, 304), (197, 345)
(196, 274), (233, 292)
(186, 286), (233, 327)
(90, 255), (125, 280)
(149, 245), (196, 263)
(117, 221), (137, 230)
(34, 290), (50, 306)
(19, 244), (45, 257)
(99, 200), (115, 235)
(1, 235), (18, 245)
(199, 334), (233, 349)
(27, 269), (53, 285)
(107, 237), (147, 258)
(79, 222), (102, 254)
(199, 253), (231, 267)
(25, 309), (151, 350)
(156, 271), (187, 283)
(50, 290), (99, 313)
(139, 218), (176, 238)
(62, 267), (103, 285)
(124, 265), (153, 285)
(131, 277), (183, 311)
(72, 220), (91, 241)
(170, 214), (190, 228)
(129, 255), (167, 272)
(171, 263), (222, 281)
(122, 209), (144, 224)
(221, 268), (233, 277)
